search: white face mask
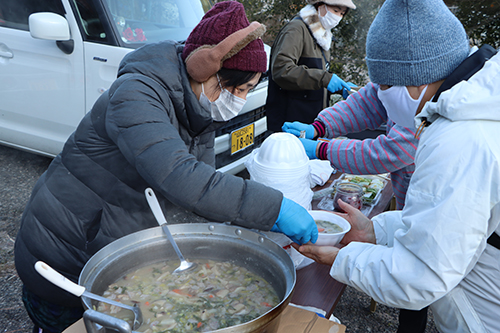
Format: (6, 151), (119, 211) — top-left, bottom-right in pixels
(377, 85), (428, 130)
(199, 75), (246, 122)
(319, 5), (342, 30)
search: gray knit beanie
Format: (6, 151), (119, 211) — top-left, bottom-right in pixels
(366, 0), (470, 86)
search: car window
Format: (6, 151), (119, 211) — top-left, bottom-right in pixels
(102, 0), (210, 46)
(72, 0), (107, 42)
(0, 0), (65, 30)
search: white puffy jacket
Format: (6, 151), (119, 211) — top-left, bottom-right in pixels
(330, 51), (500, 332)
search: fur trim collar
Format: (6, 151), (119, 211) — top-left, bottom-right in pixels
(299, 4), (332, 51)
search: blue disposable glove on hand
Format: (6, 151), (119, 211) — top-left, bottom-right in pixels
(299, 138), (318, 159)
(342, 82), (358, 99)
(282, 122), (315, 139)
(271, 197), (318, 245)
(327, 74), (351, 94)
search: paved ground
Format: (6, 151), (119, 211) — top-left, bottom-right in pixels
(0, 145), (438, 332)
(1, 146), (52, 333)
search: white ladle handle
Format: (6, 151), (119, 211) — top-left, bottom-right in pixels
(36, 261), (143, 328)
(145, 188), (168, 225)
(144, 188), (187, 262)
(35, 261), (85, 297)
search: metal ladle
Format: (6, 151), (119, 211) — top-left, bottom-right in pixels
(35, 261), (143, 330)
(145, 188), (197, 273)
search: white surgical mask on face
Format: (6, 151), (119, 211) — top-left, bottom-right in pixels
(377, 85), (428, 130)
(199, 75), (246, 122)
(319, 5), (342, 30)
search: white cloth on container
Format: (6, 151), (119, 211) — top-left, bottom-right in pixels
(246, 135), (316, 270)
(309, 160), (335, 186)
(245, 148), (313, 210)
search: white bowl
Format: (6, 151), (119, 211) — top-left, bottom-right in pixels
(309, 210), (351, 246)
(255, 133), (309, 170)
(252, 159), (310, 178)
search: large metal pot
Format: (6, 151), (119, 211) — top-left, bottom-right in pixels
(79, 223), (296, 333)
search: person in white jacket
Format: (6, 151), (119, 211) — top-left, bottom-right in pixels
(295, 0), (500, 332)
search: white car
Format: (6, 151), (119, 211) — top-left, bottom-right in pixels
(0, 0), (269, 174)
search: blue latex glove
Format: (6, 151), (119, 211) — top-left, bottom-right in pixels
(282, 122), (315, 139)
(299, 138), (318, 159)
(327, 74), (351, 94)
(271, 197), (318, 245)
(342, 82), (358, 99)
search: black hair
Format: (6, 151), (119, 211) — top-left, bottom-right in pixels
(217, 68), (261, 94)
(203, 68), (261, 104)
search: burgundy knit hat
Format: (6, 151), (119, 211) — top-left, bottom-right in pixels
(182, 1), (267, 82)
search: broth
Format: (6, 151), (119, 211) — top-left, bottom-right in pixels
(97, 259), (279, 332)
(316, 220), (343, 234)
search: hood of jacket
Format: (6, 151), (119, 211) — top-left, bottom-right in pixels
(117, 41), (213, 136)
(417, 51), (500, 127)
(299, 4), (333, 51)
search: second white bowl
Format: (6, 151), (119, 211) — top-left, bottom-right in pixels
(309, 210), (351, 246)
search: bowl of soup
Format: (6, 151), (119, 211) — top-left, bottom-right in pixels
(309, 210), (351, 246)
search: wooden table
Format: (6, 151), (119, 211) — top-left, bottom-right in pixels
(291, 172), (394, 317)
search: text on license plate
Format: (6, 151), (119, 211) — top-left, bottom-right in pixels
(231, 123), (254, 155)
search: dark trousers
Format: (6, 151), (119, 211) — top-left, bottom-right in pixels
(397, 307), (429, 333)
(397, 307), (428, 333)
(22, 285), (83, 333)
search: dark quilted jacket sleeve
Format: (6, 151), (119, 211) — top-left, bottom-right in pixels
(104, 74), (283, 230)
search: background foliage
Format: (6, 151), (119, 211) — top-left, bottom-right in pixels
(230, 0), (500, 86)
(450, 0), (500, 48)
(238, 0), (383, 85)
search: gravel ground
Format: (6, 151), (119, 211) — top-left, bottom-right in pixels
(0, 145), (439, 332)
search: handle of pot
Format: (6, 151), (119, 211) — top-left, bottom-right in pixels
(145, 188), (168, 226)
(35, 261), (85, 297)
(83, 309), (133, 333)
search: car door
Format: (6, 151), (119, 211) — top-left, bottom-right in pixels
(0, 0), (86, 156)
(67, 0), (133, 117)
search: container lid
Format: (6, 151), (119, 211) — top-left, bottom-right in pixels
(255, 133), (309, 170)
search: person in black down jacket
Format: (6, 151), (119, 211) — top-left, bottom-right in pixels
(14, 2), (318, 332)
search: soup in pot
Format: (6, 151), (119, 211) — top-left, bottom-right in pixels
(97, 259), (279, 332)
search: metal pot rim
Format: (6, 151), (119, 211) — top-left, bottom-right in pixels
(79, 223), (296, 333)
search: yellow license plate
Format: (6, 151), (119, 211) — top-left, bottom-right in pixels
(231, 123), (255, 154)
